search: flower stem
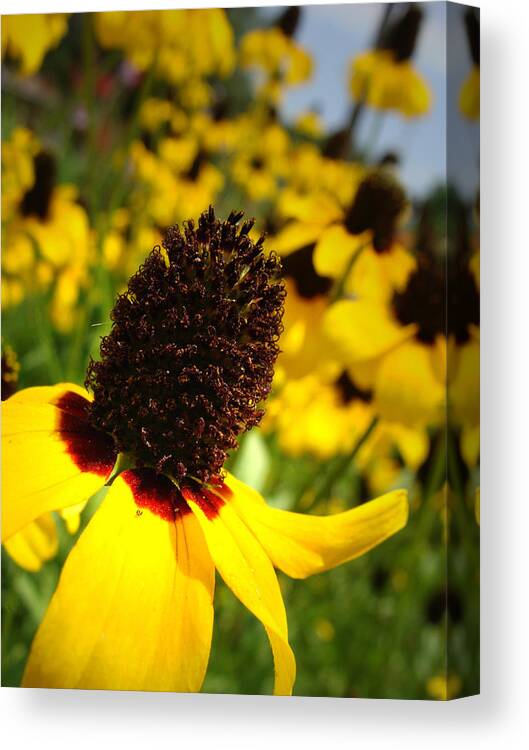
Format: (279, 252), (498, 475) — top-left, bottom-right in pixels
(309, 415), (380, 508)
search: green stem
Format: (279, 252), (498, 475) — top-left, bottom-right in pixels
(31, 294), (64, 383)
(102, 59), (158, 217)
(309, 415), (380, 508)
(363, 110), (386, 161)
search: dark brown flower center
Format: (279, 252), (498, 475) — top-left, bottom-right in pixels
(344, 170), (408, 253)
(281, 244), (333, 299)
(20, 151), (56, 221)
(379, 5), (423, 63)
(334, 371), (373, 406)
(392, 253), (479, 345)
(86, 208), (285, 488)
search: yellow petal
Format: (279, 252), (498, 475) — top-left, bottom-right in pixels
(23, 471), (215, 691)
(313, 225), (366, 280)
(273, 221), (326, 256)
(347, 243), (416, 301)
(374, 341), (445, 426)
(324, 299), (416, 364)
(3, 514), (58, 572)
(226, 473), (408, 579)
(183, 485), (296, 696)
(2, 385), (116, 541)
(449, 340), (480, 428)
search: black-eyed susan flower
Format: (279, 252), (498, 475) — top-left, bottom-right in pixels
(263, 368), (428, 481)
(230, 113), (291, 203)
(1, 131), (92, 329)
(325, 245), (479, 429)
(240, 7), (312, 104)
(274, 168), (416, 305)
(2, 209), (408, 694)
(459, 8), (480, 121)
(1, 13), (69, 76)
(350, 5), (431, 118)
(275, 243), (338, 381)
(94, 9), (235, 89)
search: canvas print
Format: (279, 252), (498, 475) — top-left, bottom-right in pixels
(1, 2), (480, 699)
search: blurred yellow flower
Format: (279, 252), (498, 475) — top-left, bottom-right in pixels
(350, 7), (431, 118)
(240, 8), (312, 104)
(351, 50), (431, 118)
(95, 9), (235, 85)
(1, 13), (69, 76)
(2, 132), (93, 330)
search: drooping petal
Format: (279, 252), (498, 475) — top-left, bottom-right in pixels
(3, 514), (58, 572)
(182, 485), (296, 696)
(23, 470), (215, 692)
(225, 473), (408, 580)
(2, 384), (116, 541)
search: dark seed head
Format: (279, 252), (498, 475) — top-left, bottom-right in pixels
(276, 6), (302, 38)
(20, 151), (56, 221)
(379, 4), (423, 62)
(281, 244), (333, 299)
(334, 371), (373, 406)
(86, 207), (285, 487)
(344, 170), (408, 253)
(392, 251), (479, 345)
(464, 8), (480, 67)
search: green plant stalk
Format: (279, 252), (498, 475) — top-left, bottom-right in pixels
(309, 415), (380, 508)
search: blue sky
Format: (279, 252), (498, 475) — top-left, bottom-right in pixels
(258, 2), (479, 199)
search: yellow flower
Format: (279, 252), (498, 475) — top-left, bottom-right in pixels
(230, 118), (290, 202)
(2, 133), (93, 327)
(350, 7), (431, 118)
(1, 13), (69, 76)
(351, 50), (431, 117)
(129, 140), (223, 229)
(1, 127), (39, 221)
(294, 111), (324, 139)
(2, 210), (408, 693)
(264, 363), (429, 476)
(274, 169), (416, 305)
(94, 9), (235, 86)
(276, 276), (338, 382)
(240, 9), (312, 103)
(324, 251), (479, 428)
(263, 373), (373, 460)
